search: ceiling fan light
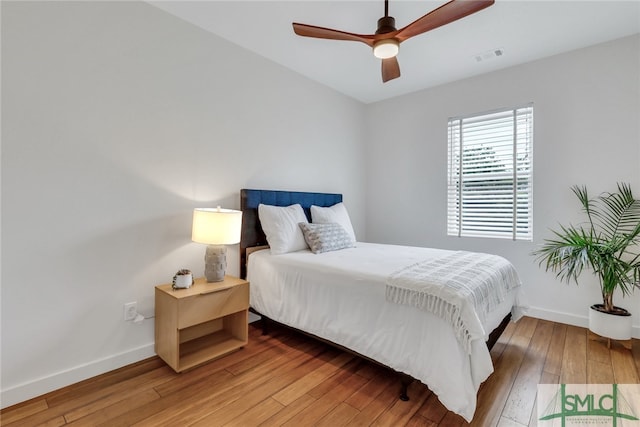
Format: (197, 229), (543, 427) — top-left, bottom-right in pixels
(373, 39), (399, 59)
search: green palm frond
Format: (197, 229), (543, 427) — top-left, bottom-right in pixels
(589, 183), (640, 240)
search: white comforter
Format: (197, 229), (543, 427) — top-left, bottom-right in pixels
(247, 242), (525, 421)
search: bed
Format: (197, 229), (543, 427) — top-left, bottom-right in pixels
(239, 188), (525, 422)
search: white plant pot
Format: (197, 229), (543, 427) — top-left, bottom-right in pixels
(588, 304), (632, 340)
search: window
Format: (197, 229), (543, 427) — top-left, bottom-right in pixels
(447, 104), (533, 240)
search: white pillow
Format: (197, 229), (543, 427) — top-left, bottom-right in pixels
(258, 203), (309, 255)
(310, 202), (356, 242)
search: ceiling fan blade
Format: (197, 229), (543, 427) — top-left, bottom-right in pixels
(396, 0), (494, 42)
(293, 23), (375, 47)
(381, 56), (400, 83)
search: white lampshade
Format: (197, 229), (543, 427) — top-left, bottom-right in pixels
(373, 39), (399, 59)
(192, 207), (242, 245)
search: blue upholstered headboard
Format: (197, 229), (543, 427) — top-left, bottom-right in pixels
(239, 189), (342, 278)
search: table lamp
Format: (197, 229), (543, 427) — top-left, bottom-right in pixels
(191, 207), (242, 282)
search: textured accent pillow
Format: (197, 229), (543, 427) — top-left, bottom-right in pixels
(310, 202), (356, 242)
(258, 204), (309, 255)
(299, 222), (355, 254)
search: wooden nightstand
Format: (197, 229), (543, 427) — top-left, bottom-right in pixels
(155, 275), (249, 372)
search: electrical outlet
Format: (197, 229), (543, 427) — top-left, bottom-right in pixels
(124, 302), (137, 321)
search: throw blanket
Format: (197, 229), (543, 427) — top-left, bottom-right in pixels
(386, 251), (521, 354)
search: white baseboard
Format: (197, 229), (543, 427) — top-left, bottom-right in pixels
(249, 311), (261, 323)
(526, 306), (640, 339)
(0, 343), (155, 410)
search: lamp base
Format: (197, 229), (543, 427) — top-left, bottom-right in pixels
(204, 245), (226, 282)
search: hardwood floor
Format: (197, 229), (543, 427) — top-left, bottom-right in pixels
(2, 317), (639, 426)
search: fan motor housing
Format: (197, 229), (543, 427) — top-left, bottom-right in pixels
(376, 16), (397, 34)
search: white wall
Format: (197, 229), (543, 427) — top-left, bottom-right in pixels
(365, 35), (640, 337)
(0, 1), (366, 407)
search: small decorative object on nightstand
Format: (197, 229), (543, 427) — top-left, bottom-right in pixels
(155, 275), (249, 372)
(172, 269), (194, 289)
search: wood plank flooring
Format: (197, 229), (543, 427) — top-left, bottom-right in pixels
(2, 317), (639, 426)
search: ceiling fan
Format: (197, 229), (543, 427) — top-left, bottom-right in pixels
(292, 0), (495, 83)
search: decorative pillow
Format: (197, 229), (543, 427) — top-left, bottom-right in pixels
(258, 204), (309, 255)
(310, 202), (356, 242)
(299, 222), (355, 254)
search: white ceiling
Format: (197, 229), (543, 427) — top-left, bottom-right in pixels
(150, 1), (640, 104)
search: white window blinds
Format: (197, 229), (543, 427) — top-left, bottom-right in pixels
(447, 104), (533, 240)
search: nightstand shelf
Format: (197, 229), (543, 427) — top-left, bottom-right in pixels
(179, 331), (246, 371)
(155, 276), (249, 372)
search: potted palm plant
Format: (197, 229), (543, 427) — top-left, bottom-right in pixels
(534, 183), (640, 340)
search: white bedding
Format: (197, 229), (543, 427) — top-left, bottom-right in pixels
(247, 242), (525, 421)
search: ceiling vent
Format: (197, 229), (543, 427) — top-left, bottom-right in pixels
(474, 48), (504, 62)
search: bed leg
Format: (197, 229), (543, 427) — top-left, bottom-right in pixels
(399, 373), (412, 401)
(260, 316), (269, 335)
